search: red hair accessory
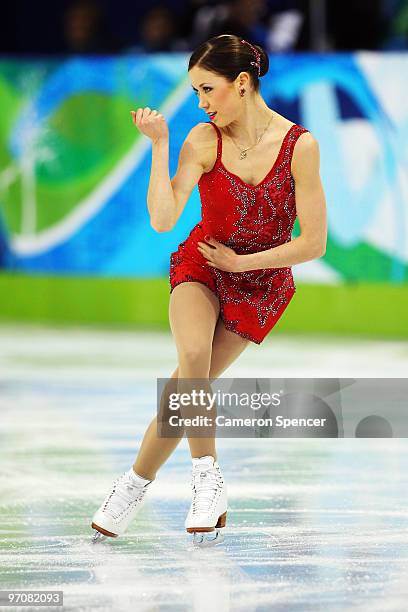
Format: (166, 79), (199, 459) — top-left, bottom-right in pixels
(240, 39), (261, 77)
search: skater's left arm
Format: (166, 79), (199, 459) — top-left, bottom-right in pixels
(238, 132), (327, 271)
(198, 133), (327, 273)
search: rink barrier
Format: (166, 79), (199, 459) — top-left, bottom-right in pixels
(0, 273), (407, 337)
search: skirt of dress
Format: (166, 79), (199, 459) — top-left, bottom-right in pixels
(169, 226), (296, 344)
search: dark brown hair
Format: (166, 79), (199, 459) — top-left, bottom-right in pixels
(188, 34), (269, 93)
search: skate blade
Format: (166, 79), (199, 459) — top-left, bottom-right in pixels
(92, 529), (109, 543)
(91, 522), (118, 542)
(192, 529), (225, 548)
(92, 529), (117, 544)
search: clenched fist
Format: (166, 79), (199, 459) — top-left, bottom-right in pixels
(130, 107), (169, 143)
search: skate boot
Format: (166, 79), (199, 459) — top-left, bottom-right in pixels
(185, 455), (227, 547)
(91, 468), (152, 542)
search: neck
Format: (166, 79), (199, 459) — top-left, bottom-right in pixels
(224, 93), (273, 145)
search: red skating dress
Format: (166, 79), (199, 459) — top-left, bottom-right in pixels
(169, 121), (309, 344)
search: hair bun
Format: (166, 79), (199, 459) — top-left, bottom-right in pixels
(189, 35), (269, 93)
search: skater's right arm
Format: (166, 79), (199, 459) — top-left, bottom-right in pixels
(131, 108), (210, 232)
(169, 123), (213, 228)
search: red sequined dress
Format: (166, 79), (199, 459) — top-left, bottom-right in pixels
(169, 121), (308, 344)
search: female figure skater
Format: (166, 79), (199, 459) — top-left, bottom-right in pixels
(91, 34), (327, 546)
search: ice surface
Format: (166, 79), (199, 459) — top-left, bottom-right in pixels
(1, 325), (407, 611)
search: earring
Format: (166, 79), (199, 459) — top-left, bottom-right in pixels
(239, 88), (245, 97)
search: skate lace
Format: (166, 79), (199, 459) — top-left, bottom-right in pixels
(103, 474), (147, 520)
(191, 467), (222, 515)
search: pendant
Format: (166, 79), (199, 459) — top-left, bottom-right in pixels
(240, 151), (247, 160)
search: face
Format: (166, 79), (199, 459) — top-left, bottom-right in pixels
(189, 65), (248, 127)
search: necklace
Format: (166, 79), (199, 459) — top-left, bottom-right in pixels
(227, 113), (274, 160)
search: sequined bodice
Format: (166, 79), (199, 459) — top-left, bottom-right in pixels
(197, 121), (308, 255)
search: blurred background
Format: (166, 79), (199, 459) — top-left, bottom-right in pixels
(3, 0), (408, 54)
(0, 0), (407, 334)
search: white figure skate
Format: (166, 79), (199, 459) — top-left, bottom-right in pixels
(185, 455), (227, 547)
(91, 468), (152, 543)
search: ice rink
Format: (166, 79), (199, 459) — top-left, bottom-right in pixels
(1, 325), (408, 611)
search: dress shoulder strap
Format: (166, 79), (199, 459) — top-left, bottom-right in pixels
(206, 121), (222, 161)
(282, 125), (309, 167)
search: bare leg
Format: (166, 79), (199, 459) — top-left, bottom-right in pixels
(133, 370), (180, 480)
(169, 282), (220, 459)
(133, 290), (250, 479)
